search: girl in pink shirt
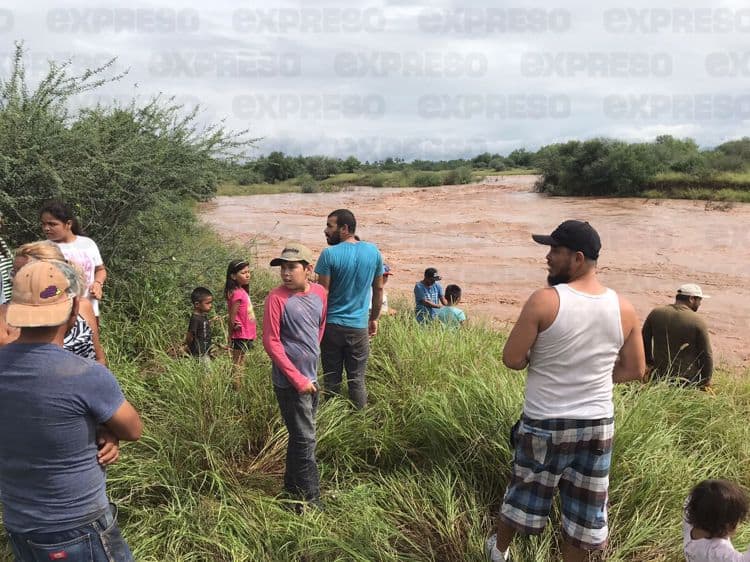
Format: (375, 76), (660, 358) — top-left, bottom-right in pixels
(224, 259), (257, 389)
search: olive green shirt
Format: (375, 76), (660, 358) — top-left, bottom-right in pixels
(642, 303), (713, 387)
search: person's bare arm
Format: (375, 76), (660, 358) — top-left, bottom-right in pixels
(503, 289), (551, 370)
(90, 265), (107, 300)
(369, 275), (384, 335)
(78, 298), (106, 365)
(613, 296), (646, 383)
(317, 274), (330, 291)
(96, 426), (120, 466)
(103, 400), (143, 441)
(228, 300), (241, 333)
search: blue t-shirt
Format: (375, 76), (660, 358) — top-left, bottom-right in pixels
(0, 343), (125, 533)
(436, 305), (466, 328)
(414, 281), (444, 323)
(315, 241), (383, 329)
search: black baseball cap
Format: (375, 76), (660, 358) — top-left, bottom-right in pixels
(424, 267), (441, 280)
(532, 220), (601, 260)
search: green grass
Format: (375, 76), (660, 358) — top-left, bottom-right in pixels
(47, 317), (750, 561)
(217, 180), (303, 196)
(217, 167), (540, 196)
(472, 168), (539, 177)
(643, 170), (750, 202)
(3, 207), (750, 561)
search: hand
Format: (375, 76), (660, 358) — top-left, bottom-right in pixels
(300, 382), (318, 394)
(96, 426), (120, 466)
(368, 319), (378, 337)
(90, 281), (103, 300)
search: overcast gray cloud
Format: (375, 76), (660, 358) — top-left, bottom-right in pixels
(1, 0), (749, 159)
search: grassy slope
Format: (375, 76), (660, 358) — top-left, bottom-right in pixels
(97, 318), (750, 561)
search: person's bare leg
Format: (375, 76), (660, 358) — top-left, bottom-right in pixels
(561, 541), (590, 562)
(495, 520), (516, 552)
(231, 349), (245, 389)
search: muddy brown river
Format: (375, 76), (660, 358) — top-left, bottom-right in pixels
(200, 175), (750, 371)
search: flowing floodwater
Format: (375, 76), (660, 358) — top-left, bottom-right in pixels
(200, 176), (750, 370)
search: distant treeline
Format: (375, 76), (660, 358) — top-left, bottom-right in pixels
(224, 149), (535, 187)
(226, 136), (750, 197)
(533, 136), (750, 196)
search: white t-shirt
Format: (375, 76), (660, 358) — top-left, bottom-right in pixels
(55, 236), (104, 316)
(684, 520), (750, 561)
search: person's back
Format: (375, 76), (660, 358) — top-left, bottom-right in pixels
(436, 305), (465, 327)
(0, 259), (141, 562)
(318, 241), (381, 328)
(525, 283), (623, 419)
(644, 303), (712, 385)
(0, 344), (122, 532)
(436, 284), (465, 328)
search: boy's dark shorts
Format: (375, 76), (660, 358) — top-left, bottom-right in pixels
(231, 339), (254, 352)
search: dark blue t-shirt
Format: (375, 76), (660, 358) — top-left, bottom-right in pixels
(315, 241), (383, 329)
(0, 343), (125, 533)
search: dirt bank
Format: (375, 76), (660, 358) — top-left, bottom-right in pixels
(200, 175), (750, 370)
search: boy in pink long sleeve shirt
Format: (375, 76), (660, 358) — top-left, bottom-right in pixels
(262, 243), (327, 508)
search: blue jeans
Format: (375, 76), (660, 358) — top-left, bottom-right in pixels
(7, 503), (133, 562)
(320, 323), (369, 409)
(274, 385), (320, 502)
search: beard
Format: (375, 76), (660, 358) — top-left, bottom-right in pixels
(547, 271), (571, 286)
(325, 232), (341, 246)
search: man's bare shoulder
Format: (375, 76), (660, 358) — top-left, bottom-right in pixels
(525, 287), (558, 306)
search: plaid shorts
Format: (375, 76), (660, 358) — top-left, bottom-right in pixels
(499, 416), (614, 550)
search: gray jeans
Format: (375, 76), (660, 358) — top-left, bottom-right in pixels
(320, 323), (369, 409)
(274, 386), (320, 502)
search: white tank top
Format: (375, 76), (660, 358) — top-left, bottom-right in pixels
(524, 284), (624, 419)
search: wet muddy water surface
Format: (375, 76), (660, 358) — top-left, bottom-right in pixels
(200, 176), (750, 369)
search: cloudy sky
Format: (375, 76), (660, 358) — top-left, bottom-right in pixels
(1, 0), (748, 160)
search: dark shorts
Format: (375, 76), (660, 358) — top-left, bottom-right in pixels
(499, 416), (614, 550)
(231, 339), (254, 352)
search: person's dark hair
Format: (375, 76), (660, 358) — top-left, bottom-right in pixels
(676, 293), (692, 303)
(329, 209), (356, 234)
(686, 479), (750, 538)
(39, 200), (83, 236)
(190, 286), (213, 305)
(224, 259), (250, 299)
(445, 284), (462, 305)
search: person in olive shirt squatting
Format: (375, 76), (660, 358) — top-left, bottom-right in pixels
(642, 283), (714, 389)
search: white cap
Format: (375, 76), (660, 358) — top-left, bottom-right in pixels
(677, 283), (710, 299)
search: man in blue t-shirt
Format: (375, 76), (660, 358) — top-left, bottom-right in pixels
(414, 267), (447, 323)
(315, 209), (383, 409)
(0, 260), (143, 562)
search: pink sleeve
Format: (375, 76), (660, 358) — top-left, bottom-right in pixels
(262, 290), (310, 392)
(316, 284), (328, 343)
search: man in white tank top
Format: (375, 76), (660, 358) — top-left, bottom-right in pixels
(485, 220), (645, 562)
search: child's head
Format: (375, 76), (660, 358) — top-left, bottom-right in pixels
(39, 200), (82, 241)
(270, 243), (314, 292)
(445, 284), (462, 305)
(191, 287), (213, 313)
(225, 259), (250, 298)
(687, 479), (750, 538)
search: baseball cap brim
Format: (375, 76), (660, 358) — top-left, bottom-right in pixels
(6, 298), (73, 328)
(270, 257), (307, 266)
(531, 234), (556, 246)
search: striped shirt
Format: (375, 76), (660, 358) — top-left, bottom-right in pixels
(0, 238), (12, 304)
